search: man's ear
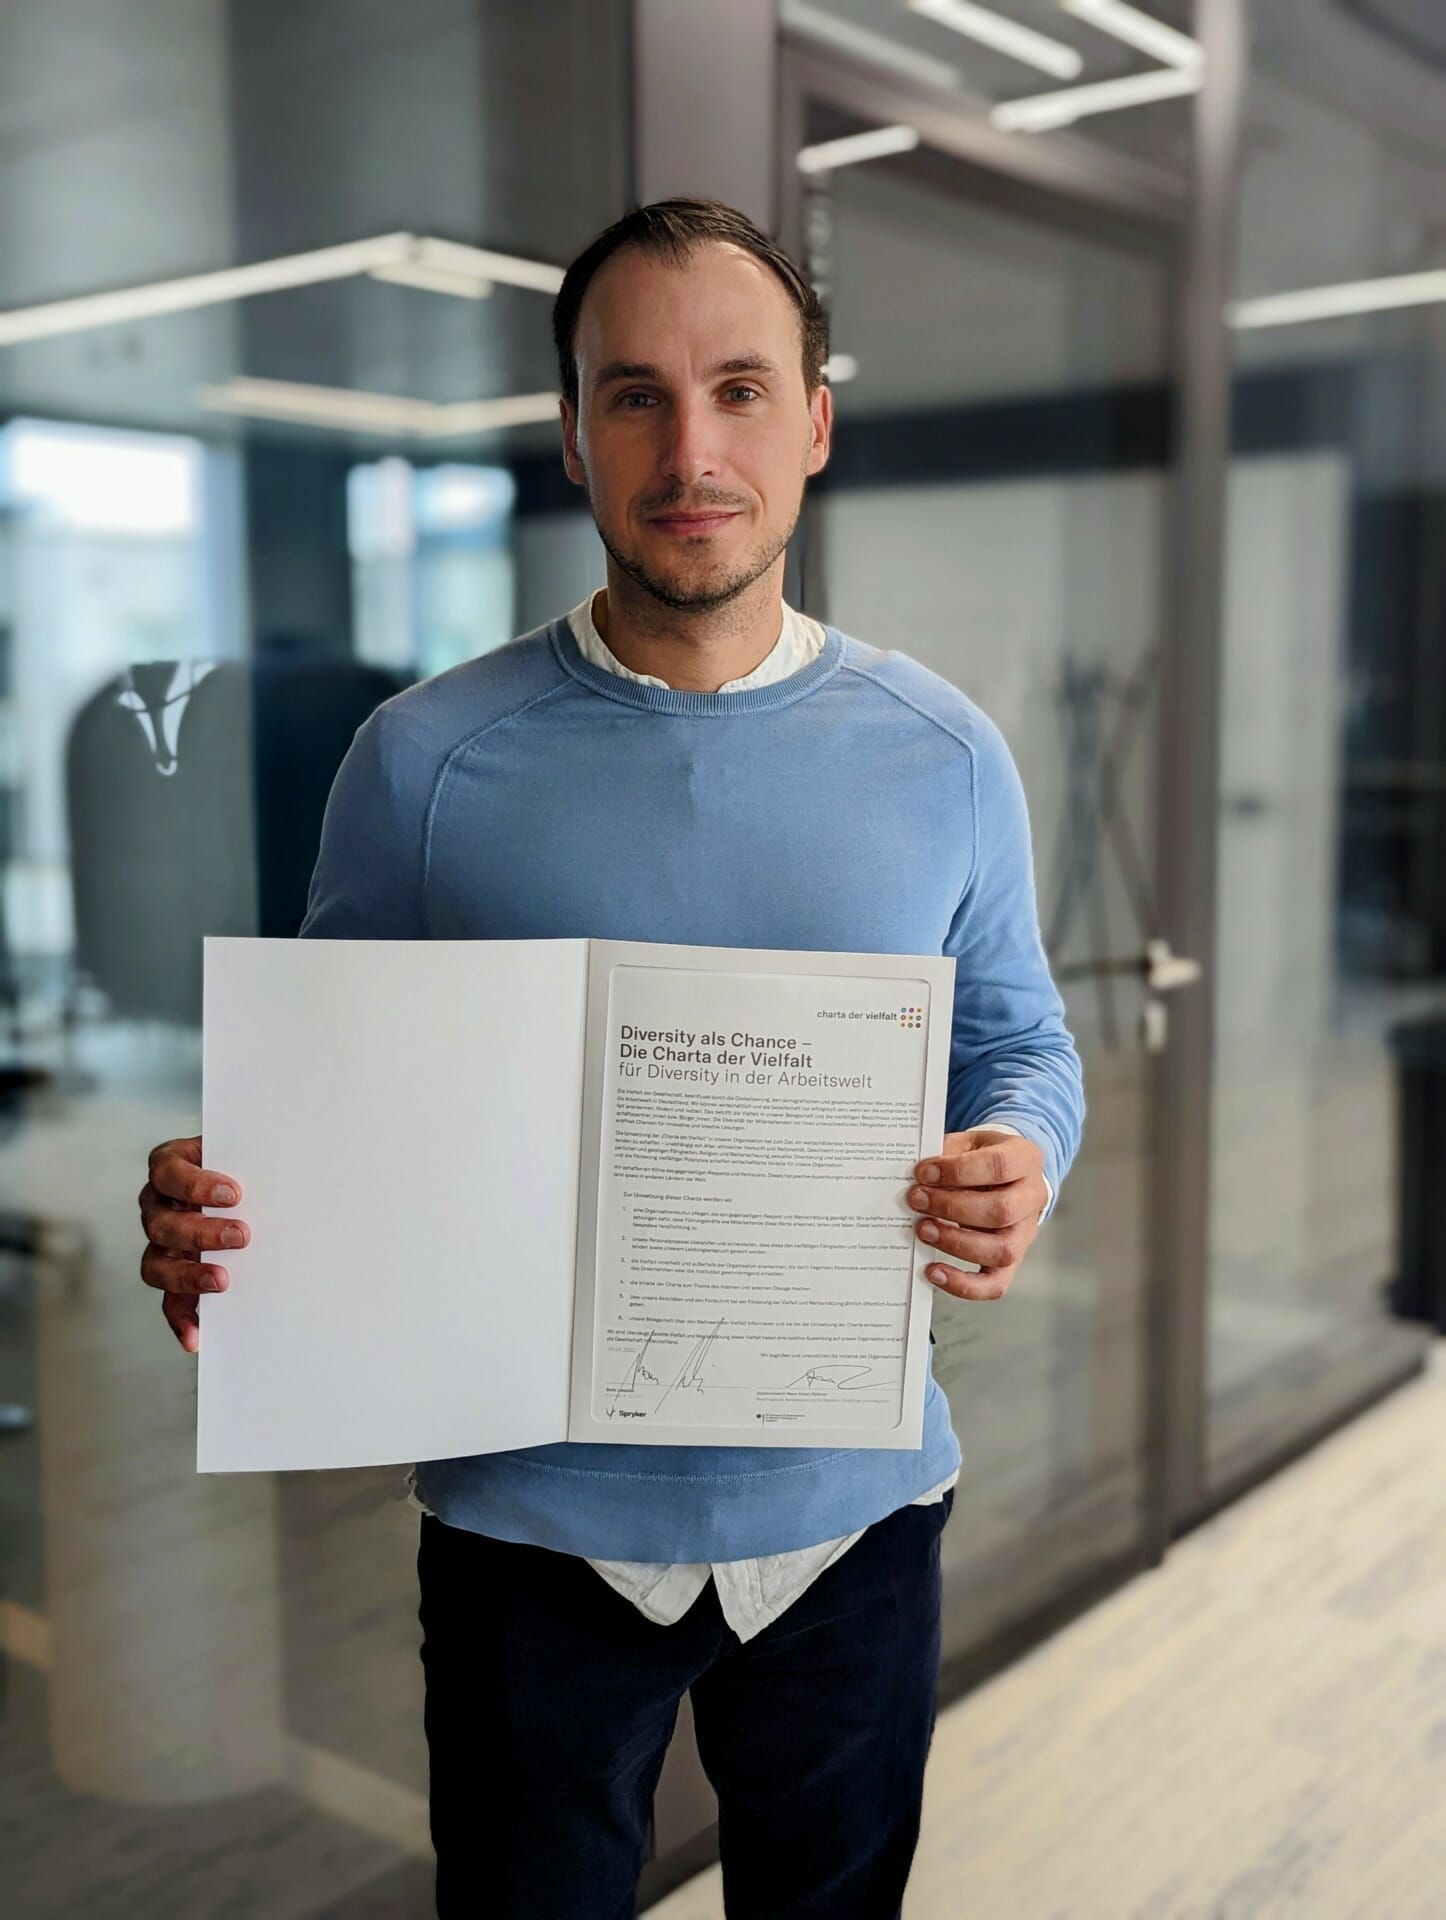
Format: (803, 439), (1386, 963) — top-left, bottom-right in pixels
(806, 381), (832, 478)
(560, 395), (585, 488)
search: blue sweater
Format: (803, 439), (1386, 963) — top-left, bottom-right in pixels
(299, 612), (1084, 1560)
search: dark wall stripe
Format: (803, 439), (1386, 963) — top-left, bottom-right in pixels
(511, 359), (1371, 512)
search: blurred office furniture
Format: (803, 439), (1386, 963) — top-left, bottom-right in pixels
(1386, 1016), (1446, 1334)
(64, 653), (407, 1027)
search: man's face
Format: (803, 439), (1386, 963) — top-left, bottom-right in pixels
(560, 240), (831, 612)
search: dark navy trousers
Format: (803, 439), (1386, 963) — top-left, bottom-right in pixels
(417, 1486), (955, 1919)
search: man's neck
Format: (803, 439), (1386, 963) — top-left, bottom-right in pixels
(591, 575), (787, 693)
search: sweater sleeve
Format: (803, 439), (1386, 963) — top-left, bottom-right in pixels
(942, 712), (1085, 1201)
(297, 703), (433, 941)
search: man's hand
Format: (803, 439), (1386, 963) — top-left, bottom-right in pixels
(906, 1128), (1047, 1302)
(138, 1135), (249, 1353)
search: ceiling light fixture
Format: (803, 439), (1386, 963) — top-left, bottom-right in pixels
(1059, 0), (1203, 70)
(797, 124), (920, 173)
(196, 378), (431, 435)
(906, 0), (1083, 81)
(370, 262), (495, 300)
(1227, 267), (1446, 330)
(781, 2), (964, 92)
(0, 235), (563, 349)
(195, 376), (560, 439)
(397, 237), (564, 296)
(0, 235), (412, 348)
(991, 62), (1201, 131)
(426, 392), (567, 438)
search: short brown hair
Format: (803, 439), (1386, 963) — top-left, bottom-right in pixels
(552, 196), (830, 409)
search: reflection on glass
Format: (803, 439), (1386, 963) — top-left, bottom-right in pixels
(0, 420), (216, 1011)
(817, 140), (1169, 1648)
(348, 458), (518, 679)
(784, 0), (1198, 173)
(0, 0), (629, 1906)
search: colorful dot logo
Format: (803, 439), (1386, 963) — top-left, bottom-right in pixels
(898, 1005), (923, 1029)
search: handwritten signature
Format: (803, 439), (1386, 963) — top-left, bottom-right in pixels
(607, 1324), (897, 1415)
(607, 1319), (724, 1416)
(606, 1328), (660, 1414)
(779, 1363), (880, 1391)
(654, 1318), (725, 1414)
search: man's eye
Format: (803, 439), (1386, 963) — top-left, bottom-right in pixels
(617, 388), (760, 408)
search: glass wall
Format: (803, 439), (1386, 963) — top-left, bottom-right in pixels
(785, 0), (1439, 1660)
(807, 126), (1176, 1659)
(1204, 0), (1446, 1486)
(0, 3), (621, 1910)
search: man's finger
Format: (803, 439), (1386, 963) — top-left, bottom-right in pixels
(140, 1245), (230, 1294)
(150, 1134), (201, 1170)
(925, 1260), (1014, 1302)
(148, 1154), (243, 1209)
(142, 1198), (249, 1257)
(914, 1218), (1027, 1270)
(907, 1180), (1040, 1231)
(920, 1136), (1036, 1189)
(162, 1290), (201, 1352)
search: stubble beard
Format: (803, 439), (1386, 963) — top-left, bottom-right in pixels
(580, 461), (806, 615)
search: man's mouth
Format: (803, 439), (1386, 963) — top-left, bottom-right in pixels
(648, 512), (740, 534)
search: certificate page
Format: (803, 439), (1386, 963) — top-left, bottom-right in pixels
(567, 941), (955, 1449)
(198, 936), (589, 1473)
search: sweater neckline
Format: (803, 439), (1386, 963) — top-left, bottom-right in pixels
(548, 612), (845, 715)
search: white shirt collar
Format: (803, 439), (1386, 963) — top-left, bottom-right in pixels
(566, 589), (826, 693)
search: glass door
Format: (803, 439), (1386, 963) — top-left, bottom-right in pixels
(1200, 15), (1440, 1501)
(783, 94), (1188, 1675)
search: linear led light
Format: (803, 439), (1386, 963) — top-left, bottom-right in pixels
(371, 262), (494, 299)
(906, 0), (1083, 81)
(797, 124), (920, 174)
(0, 236), (412, 348)
(197, 379), (426, 434)
(992, 62), (1200, 131)
(1059, 0), (1203, 70)
(781, 2), (963, 92)
(397, 237), (565, 296)
(426, 392), (567, 438)
(1227, 268), (1446, 331)
(0, 235), (564, 349)
(195, 376), (560, 439)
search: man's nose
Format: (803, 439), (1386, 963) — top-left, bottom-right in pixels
(659, 396), (722, 485)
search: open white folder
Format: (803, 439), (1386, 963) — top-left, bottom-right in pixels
(198, 936), (956, 1473)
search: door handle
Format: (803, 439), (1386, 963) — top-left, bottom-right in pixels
(1055, 939), (1203, 1054)
(1055, 938), (1203, 991)
(1141, 938), (1203, 992)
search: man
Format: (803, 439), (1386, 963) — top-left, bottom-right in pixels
(139, 198), (1084, 1919)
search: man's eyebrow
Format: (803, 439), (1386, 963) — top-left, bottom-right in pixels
(593, 354), (782, 388)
